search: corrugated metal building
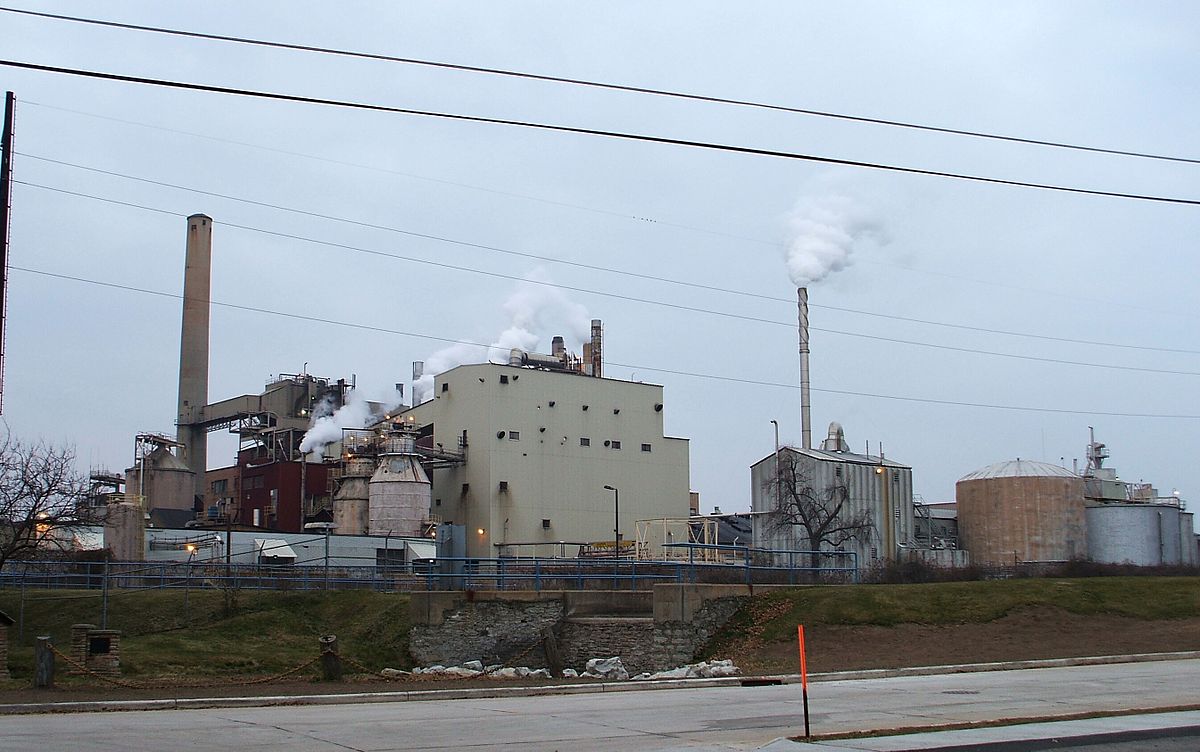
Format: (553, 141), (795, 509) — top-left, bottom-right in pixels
(750, 423), (914, 566)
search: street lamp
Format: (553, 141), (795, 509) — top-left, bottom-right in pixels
(603, 485), (619, 559)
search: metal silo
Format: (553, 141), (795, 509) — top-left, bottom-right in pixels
(1181, 512), (1197, 566)
(956, 460), (1087, 565)
(1086, 503), (1182, 565)
(368, 430), (431, 537)
(332, 455), (374, 535)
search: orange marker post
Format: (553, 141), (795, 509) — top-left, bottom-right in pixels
(798, 624), (810, 737)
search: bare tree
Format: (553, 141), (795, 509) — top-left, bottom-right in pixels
(765, 450), (874, 570)
(0, 433), (91, 569)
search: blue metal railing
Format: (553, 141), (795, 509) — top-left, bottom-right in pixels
(0, 544), (858, 594)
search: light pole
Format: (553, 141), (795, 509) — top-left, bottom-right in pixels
(183, 544), (197, 615)
(603, 485), (619, 559)
(304, 522), (338, 589)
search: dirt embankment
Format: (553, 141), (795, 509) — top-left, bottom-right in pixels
(716, 605), (1200, 676)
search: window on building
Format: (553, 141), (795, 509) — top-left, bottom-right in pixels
(499, 374), (509, 384)
(509, 431), (520, 440)
(610, 440), (622, 450)
(580, 437), (590, 447)
(542, 518), (551, 529)
(441, 382), (449, 393)
(641, 443), (652, 452)
(211, 479), (228, 494)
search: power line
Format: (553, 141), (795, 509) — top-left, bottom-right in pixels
(34, 147), (1195, 354)
(22, 100), (1197, 323)
(12, 264), (1199, 420)
(3, 59), (1199, 208)
(3, 4), (1197, 166)
(17, 178), (1200, 376)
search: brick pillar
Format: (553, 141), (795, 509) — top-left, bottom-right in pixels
(0, 626), (9, 680)
(69, 624), (96, 675)
(85, 630), (122, 677)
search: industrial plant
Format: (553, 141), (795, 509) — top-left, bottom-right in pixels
(46, 216), (1195, 574)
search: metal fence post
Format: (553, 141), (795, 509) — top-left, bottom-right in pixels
(101, 561), (110, 628)
(534, 559), (541, 592)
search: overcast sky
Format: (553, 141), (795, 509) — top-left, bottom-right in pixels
(1, 1), (1197, 512)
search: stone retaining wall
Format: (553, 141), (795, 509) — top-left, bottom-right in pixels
(409, 584), (783, 671)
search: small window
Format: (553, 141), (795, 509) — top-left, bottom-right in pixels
(610, 440), (622, 450)
(509, 431), (520, 441)
(835, 465), (843, 478)
(580, 437), (591, 447)
(542, 518), (551, 529)
(641, 443), (652, 453)
(441, 382), (449, 393)
(499, 374), (509, 384)
(435, 498), (442, 506)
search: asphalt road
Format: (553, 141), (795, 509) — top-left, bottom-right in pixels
(4, 659), (1199, 752)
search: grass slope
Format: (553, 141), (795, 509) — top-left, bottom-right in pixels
(0, 589), (411, 683)
(707, 577), (1200, 654)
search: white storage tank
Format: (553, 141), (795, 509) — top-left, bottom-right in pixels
(1086, 503), (1182, 566)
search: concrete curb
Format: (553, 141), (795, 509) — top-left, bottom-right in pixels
(2, 651), (1198, 715)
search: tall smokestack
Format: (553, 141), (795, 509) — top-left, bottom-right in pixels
(589, 319), (603, 378)
(176, 214), (212, 504)
(798, 287), (811, 449)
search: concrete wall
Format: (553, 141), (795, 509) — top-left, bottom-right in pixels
(403, 364), (691, 559)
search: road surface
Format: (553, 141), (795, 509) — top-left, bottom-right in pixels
(3, 659), (1198, 751)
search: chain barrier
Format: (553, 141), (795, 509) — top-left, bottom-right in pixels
(44, 642), (322, 690)
(47, 643), (143, 690)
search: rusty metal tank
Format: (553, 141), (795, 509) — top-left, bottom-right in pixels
(956, 459), (1087, 565)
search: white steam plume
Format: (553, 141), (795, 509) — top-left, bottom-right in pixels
(413, 271), (591, 403)
(298, 386), (403, 459)
(784, 194), (880, 287)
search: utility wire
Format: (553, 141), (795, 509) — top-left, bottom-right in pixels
(11, 264), (1199, 420)
(2, 5), (1197, 166)
(20, 150), (1200, 356)
(15, 178), (1200, 377)
(21, 100), (1197, 323)
(3, 59), (1199, 207)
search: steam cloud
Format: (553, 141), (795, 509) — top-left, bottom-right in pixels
(413, 272), (591, 403)
(784, 194), (880, 287)
(298, 386), (403, 459)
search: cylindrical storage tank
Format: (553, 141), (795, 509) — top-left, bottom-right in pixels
(368, 456), (431, 537)
(124, 448), (196, 513)
(956, 460), (1086, 565)
(332, 457), (373, 536)
(1180, 512), (1197, 566)
(103, 501), (146, 561)
(1086, 504), (1181, 566)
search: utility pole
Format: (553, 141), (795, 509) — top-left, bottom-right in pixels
(0, 91), (17, 414)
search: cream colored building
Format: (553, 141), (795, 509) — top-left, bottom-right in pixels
(401, 363), (690, 559)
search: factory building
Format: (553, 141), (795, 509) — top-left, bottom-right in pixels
(750, 422), (915, 567)
(397, 346), (691, 560)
